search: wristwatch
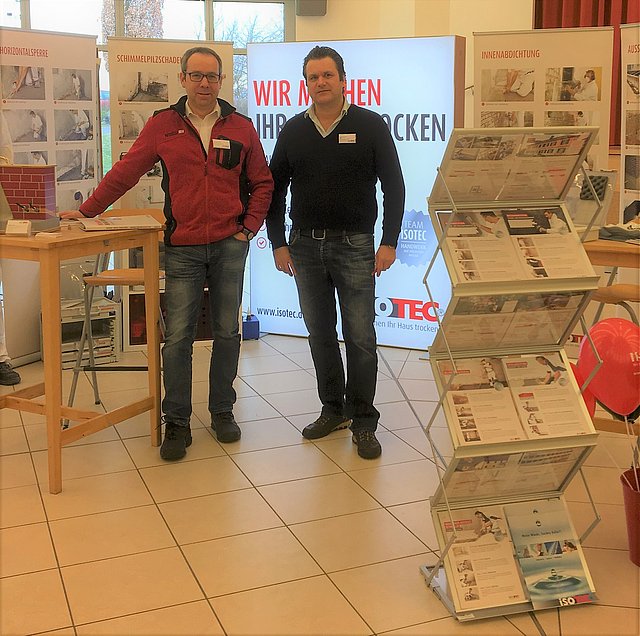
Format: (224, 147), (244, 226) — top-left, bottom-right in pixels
(241, 227), (255, 240)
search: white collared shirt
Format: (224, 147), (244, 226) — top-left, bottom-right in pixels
(305, 100), (350, 138)
(185, 100), (221, 153)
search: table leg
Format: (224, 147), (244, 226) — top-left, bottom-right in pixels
(143, 232), (161, 446)
(40, 250), (63, 494)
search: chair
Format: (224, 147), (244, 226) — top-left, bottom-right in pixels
(591, 284), (640, 325)
(67, 208), (166, 411)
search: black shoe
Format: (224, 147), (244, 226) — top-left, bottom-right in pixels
(302, 414), (351, 440)
(352, 430), (382, 459)
(0, 361), (21, 386)
(211, 411), (241, 443)
(160, 422), (192, 461)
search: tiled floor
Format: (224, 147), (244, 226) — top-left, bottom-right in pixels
(0, 334), (638, 635)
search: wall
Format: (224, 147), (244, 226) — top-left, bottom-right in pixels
(295, 0), (534, 125)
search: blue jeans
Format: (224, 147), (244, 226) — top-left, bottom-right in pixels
(288, 230), (379, 432)
(162, 238), (248, 426)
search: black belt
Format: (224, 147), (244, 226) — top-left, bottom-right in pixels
(298, 229), (355, 240)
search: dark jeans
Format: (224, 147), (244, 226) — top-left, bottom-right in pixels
(289, 230), (379, 432)
(162, 238), (248, 427)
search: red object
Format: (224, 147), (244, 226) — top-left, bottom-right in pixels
(621, 468), (640, 567)
(577, 318), (640, 416)
(570, 362), (596, 417)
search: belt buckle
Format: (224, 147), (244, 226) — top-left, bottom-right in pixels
(311, 229), (326, 240)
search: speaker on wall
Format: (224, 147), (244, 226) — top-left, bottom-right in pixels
(296, 0), (327, 17)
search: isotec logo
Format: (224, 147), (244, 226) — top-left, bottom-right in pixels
(375, 297), (440, 321)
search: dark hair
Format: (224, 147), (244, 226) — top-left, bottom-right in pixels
(584, 69), (595, 81)
(302, 46), (345, 80)
(181, 46), (223, 75)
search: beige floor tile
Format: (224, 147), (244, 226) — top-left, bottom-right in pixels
(585, 431), (638, 469)
(506, 608), (561, 636)
(409, 400), (441, 425)
(284, 350), (315, 369)
(330, 554), (449, 633)
(0, 406), (22, 428)
(223, 416), (306, 454)
(377, 401), (423, 430)
(184, 527), (322, 596)
(0, 569), (72, 635)
(0, 483), (46, 528)
(0, 522), (57, 577)
(238, 353), (301, 376)
(32, 440), (135, 483)
(62, 547), (203, 624)
(24, 420), (119, 452)
(140, 456), (252, 503)
(398, 378), (440, 402)
(239, 338), (282, 358)
(583, 546), (639, 607)
(569, 501), (630, 551)
(382, 615), (527, 635)
(565, 465), (625, 505)
(193, 395), (281, 424)
(75, 600), (224, 635)
(378, 346), (410, 362)
(349, 460), (439, 507)
(558, 604), (639, 635)
(50, 505), (175, 566)
(0, 426), (28, 455)
(159, 488), (282, 544)
(260, 334), (311, 354)
(210, 575), (372, 635)
(231, 443), (341, 486)
(398, 360), (435, 381)
(192, 377), (258, 403)
(263, 388), (323, 416)
(41, 470), (153, 520)
(291, 508), (427, 572)
(258, 473), (381, 524)
(124, 427), (224, 468)
(38, 627), (77, 635)
(374, 378), (407, 404)
(314, 431), (424, 471)
(242, 369), (317, 395)
(388, 501), (439, 551)
(100, 387), (166, 439)
(0, 452), (36, 489)
(378, 359), (405, 379)
(394, 426), (454, 460)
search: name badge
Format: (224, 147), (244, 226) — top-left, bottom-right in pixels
(338, 133), (356, 144)
(212, 139), (230, 149)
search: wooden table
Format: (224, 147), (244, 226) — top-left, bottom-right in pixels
(584, 238), (640, 436)
(0, 226), (161, 493)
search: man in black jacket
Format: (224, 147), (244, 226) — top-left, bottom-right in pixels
(266, 46), (405, 459)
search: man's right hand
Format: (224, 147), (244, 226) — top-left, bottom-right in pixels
(273, 246), (296, 276)
(58, 210), (85, 219)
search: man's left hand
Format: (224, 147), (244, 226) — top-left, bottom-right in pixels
(373, 245), (396, 277)
(233, 231), (248, 241)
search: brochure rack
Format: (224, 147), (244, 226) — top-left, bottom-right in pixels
(420, 127), (602, 627)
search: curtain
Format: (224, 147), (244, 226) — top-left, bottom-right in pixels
(534, 0), (640, 146)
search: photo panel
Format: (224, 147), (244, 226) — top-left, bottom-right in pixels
(480, 68), (535, 102)
(116, 70), (169, 102)
(54, 108), (93, 141)
(1, 65), (45, 100)
(52, 68), (93, 101)
(4, 108), (48, 143)
(56, 148), (95, 182)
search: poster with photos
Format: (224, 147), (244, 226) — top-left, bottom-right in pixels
(0, 28), (98, 212)
(107, 38), (234, 211)
(621, 24), (640, 225)
(474, 27), (612, 171)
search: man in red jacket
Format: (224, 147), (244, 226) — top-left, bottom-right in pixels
(62, 47), (273, 460)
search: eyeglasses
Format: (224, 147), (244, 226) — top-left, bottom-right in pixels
(186, 72), (221, 84)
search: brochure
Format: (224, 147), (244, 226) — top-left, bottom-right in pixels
(437, 505), (527, 612)
(504, 498), (596, 609)
(432, 290), (588, 353)
(436, 353), (592, 445)
(440, 448), (587, 502)
(436, 208), (595, 285)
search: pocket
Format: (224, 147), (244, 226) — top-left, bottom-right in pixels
(345, 233), (374, 248)
(212, 137), (243, 170)
(288, 228), (300, 246)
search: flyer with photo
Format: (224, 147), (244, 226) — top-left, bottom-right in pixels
(437, 505), (527, 612)
(502, 353), (591, 438)
(437, 357), (526, 445)
(504, 498), (596, 609)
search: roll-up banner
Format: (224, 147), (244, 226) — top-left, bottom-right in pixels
(248, 37), (465, 349)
